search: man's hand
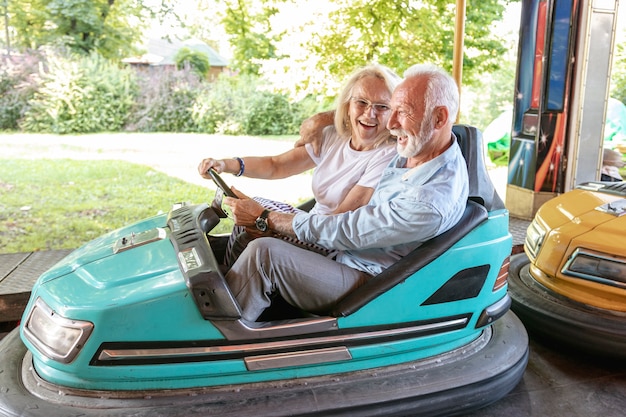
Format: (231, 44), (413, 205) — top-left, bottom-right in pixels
(294, 111), (335, 157)
(224, 187), (298, 238)
(224, 188), (263, 228)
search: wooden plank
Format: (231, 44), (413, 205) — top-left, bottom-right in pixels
(0, 250), (73, 323)
(0, 292), (31, 322)
(0, 250), (72, 295)
(0, 252), (31, 285)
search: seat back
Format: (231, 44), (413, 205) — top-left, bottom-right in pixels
(452, 124), (505, 211)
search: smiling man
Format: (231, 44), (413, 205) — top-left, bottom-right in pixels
(224, 64), (469, 322)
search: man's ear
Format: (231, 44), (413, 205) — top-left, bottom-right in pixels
(433, 106), (449, 128)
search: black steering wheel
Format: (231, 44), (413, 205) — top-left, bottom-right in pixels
(209, 169), (238, 198)
(208, 169), (238, 218)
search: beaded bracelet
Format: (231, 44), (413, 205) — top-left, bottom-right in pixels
(234, 157), (245, 177)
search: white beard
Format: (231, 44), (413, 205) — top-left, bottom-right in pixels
(392, 116), (435, 158)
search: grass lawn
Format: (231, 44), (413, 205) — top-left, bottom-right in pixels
(0, 159), (233, 253)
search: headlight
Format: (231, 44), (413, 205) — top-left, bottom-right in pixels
(525, 218), (546, 260)
(563, 249), (626, 289)
(23, 297), (93, 364)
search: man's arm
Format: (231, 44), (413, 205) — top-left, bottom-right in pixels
(266, 211), (297, 238)
(293, 110), (335, 157)
(224, 192), (298, 239)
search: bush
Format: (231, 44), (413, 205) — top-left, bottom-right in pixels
(243, 91), (297, 135)
(0, 54), (40, 130)
(191, 74), (242, 134)
(291, 94), (333, 132)
(192, 74), (309, 135)
(21, 52), (137, 134)
(127, 69), (203, 133)
(6, 51), (321, 135)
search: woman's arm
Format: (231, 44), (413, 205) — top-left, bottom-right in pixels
(198, 146), (315, 180)
(332, 185), (375, 214)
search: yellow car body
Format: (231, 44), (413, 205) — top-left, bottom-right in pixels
(524, 184), (626, 311)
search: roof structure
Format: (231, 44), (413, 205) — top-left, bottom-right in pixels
(123, 38), (229, 67)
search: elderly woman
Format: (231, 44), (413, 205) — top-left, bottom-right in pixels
(198, 64), (400, 265)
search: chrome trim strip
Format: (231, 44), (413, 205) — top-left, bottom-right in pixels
(595, 198), (626, 217)
(113, 228), (167, 253)
(97, 317), (468, 362)
(213, 316), (339, 340)
(244, 347), (352, 371)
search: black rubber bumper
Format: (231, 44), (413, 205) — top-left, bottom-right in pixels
(508, 252), (626, 359)
(0, 312), (528, 417)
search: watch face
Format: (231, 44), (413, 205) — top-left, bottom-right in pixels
(255, 217), (268, 232)
(255, 210), (270, 232)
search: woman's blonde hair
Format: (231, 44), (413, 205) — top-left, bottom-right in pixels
(334, 64), (401, 145)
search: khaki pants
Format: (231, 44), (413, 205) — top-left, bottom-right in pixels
(226, 237), (370, 322)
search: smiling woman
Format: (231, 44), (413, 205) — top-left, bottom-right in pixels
(0, 159), (229, 253)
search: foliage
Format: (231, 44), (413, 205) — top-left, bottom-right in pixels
(0, 53), (313, 135)
(243, 90), (297, 135)
(462, 50), (517, 131)
(220, 0), (283, 76)
(20, 52), (137, 134)
(0, 54), (41, 130)
(191, 74), (244, 134)
(127, 68), (202, 133)
(300, 0), (510, 94)
(611, 42), (626, 105)
(174, 47), (211, 78)
(4, 0), (157, 60)
(0, 158), (230, 253)
(192, 74), (311, 135)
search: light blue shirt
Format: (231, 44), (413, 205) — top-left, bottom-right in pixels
(293, 137), (469, 276)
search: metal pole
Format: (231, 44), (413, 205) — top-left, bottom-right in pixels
(3, 0), (10, 58)
(453, 0), (466, 122)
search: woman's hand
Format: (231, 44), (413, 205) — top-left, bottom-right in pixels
(293, 111), (334, 157)
(198, 158), (226, 179)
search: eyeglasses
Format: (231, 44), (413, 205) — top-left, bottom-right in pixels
(350, 97), (391, 114)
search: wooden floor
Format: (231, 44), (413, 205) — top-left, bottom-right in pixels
(0, 250), (72, 324)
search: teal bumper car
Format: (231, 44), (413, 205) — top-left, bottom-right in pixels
(0, 126), (528, 417)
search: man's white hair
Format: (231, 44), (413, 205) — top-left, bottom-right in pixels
(403, 64), (459, 123)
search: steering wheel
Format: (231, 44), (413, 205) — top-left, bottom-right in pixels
(209, 169), (238, 198)
(208, 169), (238, 218)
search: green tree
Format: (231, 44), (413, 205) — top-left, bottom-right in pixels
(220, 0), (283, 75)
(611, 42), (626, 104)
(4, 0), (169, 60)
(307, 0), (510, 89)
(175, 47), (211, 78)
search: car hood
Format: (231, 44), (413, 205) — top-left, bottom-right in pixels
(37, 213), (176, 287)
(536, 187), (626, 230)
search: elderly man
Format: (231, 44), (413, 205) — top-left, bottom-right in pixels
(224, 63), (469, 322)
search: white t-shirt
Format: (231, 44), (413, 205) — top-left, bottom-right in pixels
(305, 126), (396, 215)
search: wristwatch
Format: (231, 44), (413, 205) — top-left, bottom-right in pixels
(255, 209), (271, 232)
